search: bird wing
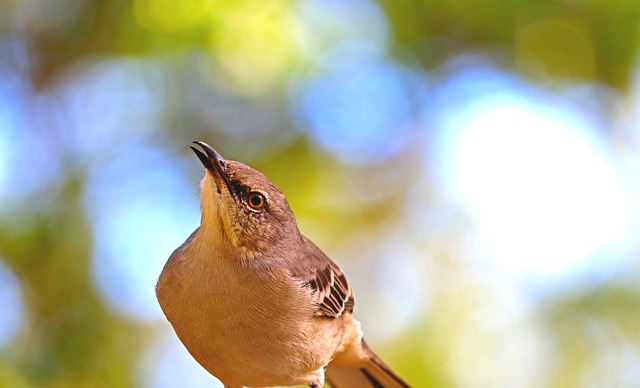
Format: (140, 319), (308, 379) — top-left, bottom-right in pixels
(304, 261), (355, 318)
(290, 237), (355, 319)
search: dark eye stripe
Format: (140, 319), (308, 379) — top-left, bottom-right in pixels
(230, 180), (249, 197)
(229, 180), (267, 210)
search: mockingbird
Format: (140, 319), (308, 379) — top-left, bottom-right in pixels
(156, 141), (410, 388)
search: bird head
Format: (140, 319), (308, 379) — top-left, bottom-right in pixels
(190, 141), (298, 255)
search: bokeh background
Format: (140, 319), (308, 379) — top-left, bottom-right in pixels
(2, 0), (640, 387)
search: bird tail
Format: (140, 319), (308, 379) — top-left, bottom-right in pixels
(325, 340), (410, 388)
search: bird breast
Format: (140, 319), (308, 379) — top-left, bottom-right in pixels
(156, 239), (340, 386)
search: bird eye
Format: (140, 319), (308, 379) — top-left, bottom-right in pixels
(247, 192), (266, 210)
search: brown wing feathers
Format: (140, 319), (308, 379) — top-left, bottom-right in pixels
(304, 264), (354, 318)
(291, 241), (410, 387)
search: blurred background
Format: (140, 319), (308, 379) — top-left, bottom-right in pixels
(1, 0), (640, 387)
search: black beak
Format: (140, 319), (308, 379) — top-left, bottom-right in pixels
(190, 141), (232, 191)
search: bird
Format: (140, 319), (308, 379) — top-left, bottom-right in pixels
(156, 141), (410, 388)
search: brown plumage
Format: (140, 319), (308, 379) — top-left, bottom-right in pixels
(156, 142), (410, 388)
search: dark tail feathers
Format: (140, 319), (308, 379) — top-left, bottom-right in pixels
(325, 340), (410, 388)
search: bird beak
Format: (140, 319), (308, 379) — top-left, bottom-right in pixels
(191, 141), (232, 192)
